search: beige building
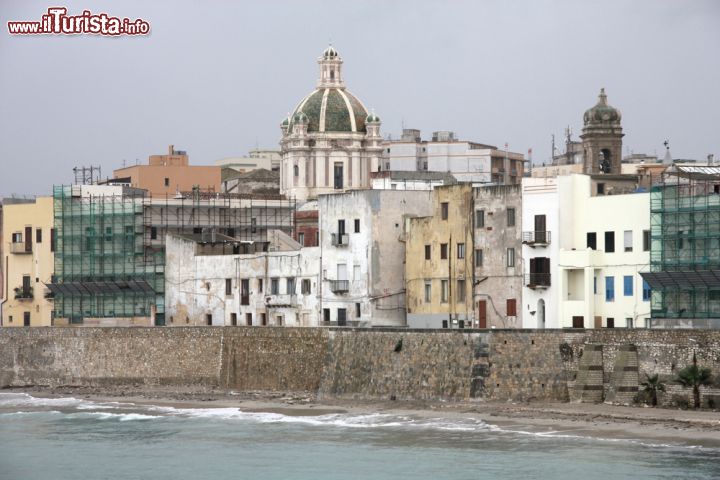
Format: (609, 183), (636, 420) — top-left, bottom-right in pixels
(214, 148), (281, 173)
(111, 145), (221, 197)
(405, 184), (475, 328)
(1, 197), (55, 327)
(405, 184), (523, 328)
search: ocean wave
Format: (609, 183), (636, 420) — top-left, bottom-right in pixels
(66, 411), (162, 421)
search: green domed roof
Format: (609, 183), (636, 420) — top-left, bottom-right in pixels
(289, 88), (368, 133)
(584, 88), (621, 125)
(366, 111), (380, 123)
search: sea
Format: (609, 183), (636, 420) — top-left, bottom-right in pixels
(0, 392), (718, 480)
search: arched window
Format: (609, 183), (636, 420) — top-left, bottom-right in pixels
(330, 69), (335, 80)
(293, 165), (299, 177)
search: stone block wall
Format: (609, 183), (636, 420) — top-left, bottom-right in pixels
(1, 327), (719, 405)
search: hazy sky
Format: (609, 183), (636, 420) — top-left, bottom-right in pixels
(1, 0), (718, 196)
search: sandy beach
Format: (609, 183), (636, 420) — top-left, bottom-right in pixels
(7, 385), (720, 449)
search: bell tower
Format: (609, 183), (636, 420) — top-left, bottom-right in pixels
(580, 88), (624, 175)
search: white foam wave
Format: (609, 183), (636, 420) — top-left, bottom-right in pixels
(67, 411), (162, 421)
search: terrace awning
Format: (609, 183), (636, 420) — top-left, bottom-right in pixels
(46, 280), (155, 296)
(641, 270), (720, 289)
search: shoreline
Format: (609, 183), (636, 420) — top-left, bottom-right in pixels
(5, 386), (720, 449)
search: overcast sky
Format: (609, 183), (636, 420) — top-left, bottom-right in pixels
(1, 0), (718, 196)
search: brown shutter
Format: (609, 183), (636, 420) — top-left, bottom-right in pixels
(478, 300), (487, 328)
(506, 299), (517, 316)
(24, 226), (32, 252)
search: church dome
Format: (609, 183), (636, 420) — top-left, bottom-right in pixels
(583, 88), (622, 126)
(289, 88), (368, 133)
(285, 46), (370, 134)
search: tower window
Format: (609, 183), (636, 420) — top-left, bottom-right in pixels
(293, 165), (299, 177)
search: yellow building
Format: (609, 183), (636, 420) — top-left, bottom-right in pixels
(405, 184), (475, 328)
(1, 197), (54, 327)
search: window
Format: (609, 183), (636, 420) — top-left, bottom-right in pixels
(457, 280), (466, 303)
(276, 315), (284, 326)
(441, 280), (448, 303)
(606, 317), (615, 328)
(271, 278), (279, 295)
(440, 243), (448, 260)
(151, 226), (158, 240)
(251, 218), (257, 234)
(246, 313), (252, 326)
(164, 177), (170, 187)
(424, 281), (432, 303)
(643, 230), (650, 251)
(354, 219), (360, 233)
(605, 231), (615, 253)
(506, 299), (517, 316)
(338, 219), (346, 235)
(441, 202), (449, 220)
(475, 249), (483, 267)
(206, 314), (212, 326)
(240, 279), (250, 304)
(624, 230), (633, 252)
(424, 245), (431, 260)
(323, 308), (330, 323)
(642, 279), (651, 301)
(507, 208), (515, 227)
(597, 183), (605, 195)
(23, 312), (30, 327)
(287, 277), (296, 294)
(298, 232), (305, 245)
(587, 232), (597, 250)
(11, 232), (22, 243)
(623, 276), (633, 296)
(355, 303), (361, 318)
(50, 228), (55, 252)
(301, 279), (311, 294)
(225, 278), (232, 296)
(476, 210), (485, 227)
(260, 313), (267, 326)
(457, 243), (465, 259)
(626, 317), (634, 329)
(230, 313), (237, 326)
(36, 228), (42, 243)
(506, 248), (515, 267)
(594, 276), (597, 294)
(258, 278), (263, 293)
(605, 276), (615, 302)
(293, 165), (299, 177)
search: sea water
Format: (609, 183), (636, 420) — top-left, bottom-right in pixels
(0, 392), (718, 480)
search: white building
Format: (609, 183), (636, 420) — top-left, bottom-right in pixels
(522, 174), (650, 329)
(318, 189), (433, 326)
(381, 129), (526, 184)
(214, 148), (281, 173)
(369, 170), (457, 191)
(280, 46), (383, 202)
(165, 233), (320, 327)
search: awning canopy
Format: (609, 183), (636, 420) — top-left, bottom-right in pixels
(46, 280), (155, 296)
(641, 270), (720, 290)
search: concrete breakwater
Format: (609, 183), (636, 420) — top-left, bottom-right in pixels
(1, 327), (719, 405)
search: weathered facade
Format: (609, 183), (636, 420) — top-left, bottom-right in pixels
(165, 233), (320, 327)
(405, 184), (475, 328)
(319, 189), (433, 326)
(1, 197), (55, 327)
(473, 185), (523, 328)
(405, 184), (522, 329)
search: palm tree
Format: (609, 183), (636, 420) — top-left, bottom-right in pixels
(640, 373), (665, 406)
(676, 353), (713, 409)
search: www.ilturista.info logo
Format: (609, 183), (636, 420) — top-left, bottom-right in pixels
(7, 7), (150, 36)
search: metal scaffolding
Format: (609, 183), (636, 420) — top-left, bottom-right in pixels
(644, 166), (720, 324)
(51, 185), (296, 325)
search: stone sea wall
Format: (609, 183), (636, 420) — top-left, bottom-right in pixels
(1, 327), (719, 405)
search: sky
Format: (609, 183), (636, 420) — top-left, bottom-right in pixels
(1, 0), (718, 196)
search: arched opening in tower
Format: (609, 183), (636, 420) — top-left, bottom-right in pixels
(599, 148), (612, 173)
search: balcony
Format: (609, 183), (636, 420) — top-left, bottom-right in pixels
(9, 242), (31, 254)
(522, 231), (551, 247)
(331, 233), (349, 247)
(265, 294), (297, 306)
(14, 287), (34, 300)
(525, 273), (551, 289)
(329, 280), (350, 294)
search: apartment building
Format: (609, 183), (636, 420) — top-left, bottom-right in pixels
(1, 197), (55, 327)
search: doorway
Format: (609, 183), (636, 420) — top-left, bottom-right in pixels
(478, 300), (487, 328)
(537, 299), (545, 329)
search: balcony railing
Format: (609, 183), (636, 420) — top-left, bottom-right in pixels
(9, 242), (31, 254)
(525, 273), (551, 289)
(522, 231), (551, 246)
(14, 287), (34, 300)
(329, 280), (350, 293)
(265, 294), (297, 306)
(331, 233), (349, 247)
